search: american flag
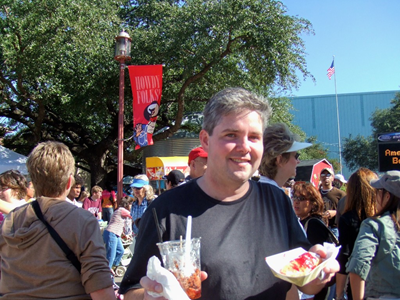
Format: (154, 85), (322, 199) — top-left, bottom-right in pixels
(327, 60), (335, 80)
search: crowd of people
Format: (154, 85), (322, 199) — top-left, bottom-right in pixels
(0, 87), (399, 300)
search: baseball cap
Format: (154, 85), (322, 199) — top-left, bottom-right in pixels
(130, 178), (149, 188)
(334, 174), (347, 184)
(188, 147), (208, 165)
(163, 170), (185, 186)
(284, 141), (313, 153)
(370, 170), (400, 198)
(320, 167), (334, 175)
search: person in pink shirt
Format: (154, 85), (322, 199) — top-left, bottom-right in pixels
(83, 185), (103, 220)
(103, 196), (133, 288)
(101, 183), (116, 223)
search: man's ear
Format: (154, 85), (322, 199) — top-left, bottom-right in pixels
(276, 155), (283, 167)
(66, 175), (73, 191)
(199, 129), (209, 152)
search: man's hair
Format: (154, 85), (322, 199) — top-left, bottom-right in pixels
(74, 175), (84, 187)
(202, 87), (272, 135)
(91, 185), (103, 194)
(260, 123), (297, 179)
(0, 170), (28, 200)
(27, 141), (75, 198)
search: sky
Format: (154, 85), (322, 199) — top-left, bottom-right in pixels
(280, 0), (400, 97)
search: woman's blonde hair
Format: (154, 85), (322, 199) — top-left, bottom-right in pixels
(132, 174), (156, 202)
(27, 141), (75, 198)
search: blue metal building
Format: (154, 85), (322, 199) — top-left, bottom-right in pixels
(290, 90), (399, 179)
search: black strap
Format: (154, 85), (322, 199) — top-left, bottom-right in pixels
(304, 217), (339, 246)
(31, 201), (81, 272)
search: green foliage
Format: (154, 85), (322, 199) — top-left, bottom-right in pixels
(342, 135), (377, 171)
(0, 0), (314, 185)
(342, 93), (400, 172)
(123, 0), (314, 139)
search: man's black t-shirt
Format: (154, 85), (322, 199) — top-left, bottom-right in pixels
(120, 179), (311, 299)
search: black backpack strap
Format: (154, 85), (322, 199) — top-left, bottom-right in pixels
(31, 200), (81, 272)
(304, 217), (339, 246)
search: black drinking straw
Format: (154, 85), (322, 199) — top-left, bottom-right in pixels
(152, 208), (163, 243)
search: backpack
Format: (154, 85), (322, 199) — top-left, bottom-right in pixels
(304, 217), (340, 246)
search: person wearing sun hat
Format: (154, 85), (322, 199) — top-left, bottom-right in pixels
(259, 123), (313, 300)
(333, 174), (347, 189)
(129, 174), (156, 235)
(259, 123), (312, 190)
(346, 170), (400, 299)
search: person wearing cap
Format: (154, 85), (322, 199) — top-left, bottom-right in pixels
(186, 146), (208, 181)
(319, 167), (346, 237)
(260, 124), (314, 300)
(333, 174), (347, 190)
(260, 123), (312, 190)
(346, 170), (400, 300)
(163, 170), (185, 190)
(129, 174), (156, 235)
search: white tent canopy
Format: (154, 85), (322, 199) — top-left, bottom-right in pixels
(0, 145), (28, 175)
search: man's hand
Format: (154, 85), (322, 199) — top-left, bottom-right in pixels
(298, 244), (339, 295)
(123, 271), (208, 300)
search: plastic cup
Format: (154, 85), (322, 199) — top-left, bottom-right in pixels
(157, 238), (201, 299)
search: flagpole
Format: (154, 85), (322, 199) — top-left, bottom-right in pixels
(332, 55), (343, 174)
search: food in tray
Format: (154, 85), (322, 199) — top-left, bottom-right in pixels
(280, 252), (321, 276)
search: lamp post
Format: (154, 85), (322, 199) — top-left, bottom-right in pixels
(114, 31), (131, 202)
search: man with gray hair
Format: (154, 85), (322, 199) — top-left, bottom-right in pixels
(119, 87), (339, 299)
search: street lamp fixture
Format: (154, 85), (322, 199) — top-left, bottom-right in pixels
(114, 31), (132, 203)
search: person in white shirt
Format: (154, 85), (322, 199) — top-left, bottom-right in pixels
(66, 175), (85, 207)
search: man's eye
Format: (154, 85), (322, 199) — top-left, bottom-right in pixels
(249, 135), (261, 141)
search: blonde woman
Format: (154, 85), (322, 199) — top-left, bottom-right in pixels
(129, 174), (156, 234)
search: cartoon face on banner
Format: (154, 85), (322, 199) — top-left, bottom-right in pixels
(144, 101), (160, 135)
(128, 65), (163, 150)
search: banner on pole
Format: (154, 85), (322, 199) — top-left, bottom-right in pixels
(128, 65), (163, 149)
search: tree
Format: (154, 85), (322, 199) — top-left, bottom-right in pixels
(342, 93), (400, 172)
(1, 0), (314, 186)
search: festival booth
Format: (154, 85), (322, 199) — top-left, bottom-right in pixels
(0, 145), (28, 175)
(146, 156), (189, 192)
(295, 159), (333, 188)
